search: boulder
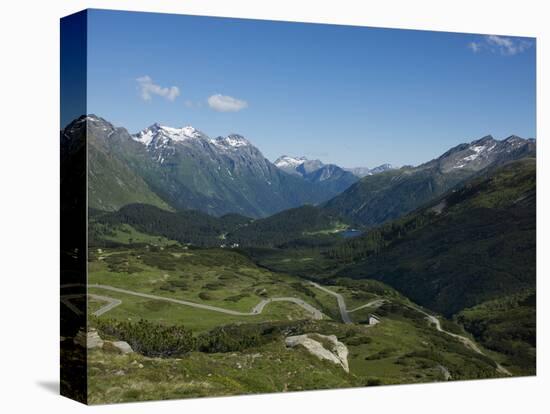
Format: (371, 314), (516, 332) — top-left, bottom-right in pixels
(285, 333), (349, 372)
(73, 328), (104, 349)
(103, 340), (133, 355)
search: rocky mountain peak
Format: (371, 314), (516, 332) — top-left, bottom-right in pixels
(212, 134), (251, 149)
(133, 123), (206, 146)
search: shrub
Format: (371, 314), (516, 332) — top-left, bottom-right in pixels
(197, 323), (284, 353)
(94, 319), (195, 358)
(345, 336), (372, 346)
(199, 292), (214, 301)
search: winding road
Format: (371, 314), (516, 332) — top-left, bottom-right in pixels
(308, 282), (385, 323)
(309, 282), (352, 323)
(86, 284), (324, 319)
(421, 312), (512, 376)
(62, 282), (511, 376)
(89, 293), (122, 317)
(308, 282), (511, 376)
(347, 299), (386, 313)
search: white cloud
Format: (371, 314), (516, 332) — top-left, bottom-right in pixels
(136, 75), (180, 102)
(468, 41), (482, 53)
(468, 35), (533, 56)
(207, 94), (248, 112)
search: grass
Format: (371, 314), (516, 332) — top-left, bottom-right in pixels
(87, 286), (316, 332)
(93, 223), (179, 246)
(86, 339), (358, 404)
(92, 248), (301, 309)
(85, 245), (518, 403)
(88, 246), (342, 331)
(86, 305), (506, 404)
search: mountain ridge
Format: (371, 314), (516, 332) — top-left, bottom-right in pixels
(322, 134), (535, 227)
(73, 115), (341, 217)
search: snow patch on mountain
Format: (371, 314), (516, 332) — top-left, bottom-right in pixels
(212, 134), (251, 149)
(446, 135), (534, 172)
(133, 124), (204, 146)
(274, 155), (309, 169)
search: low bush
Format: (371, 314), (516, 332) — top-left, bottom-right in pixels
(94, 319), (195, 358)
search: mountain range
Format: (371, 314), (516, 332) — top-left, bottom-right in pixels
(323, 135), (536, 227)
(274, 155), (360, 195)
(274, 155), (393, 187)
(323, 156), (536, 370)
(74, 115), (352, 217)
(73, 113), (536, 373)
(63, 115), (535, 228)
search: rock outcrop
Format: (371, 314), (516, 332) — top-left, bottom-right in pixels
(103, 340), (133, 355)
(73, 329), (133, 354)
(73, 328), (104, 349)
(285, 333), (349, 372)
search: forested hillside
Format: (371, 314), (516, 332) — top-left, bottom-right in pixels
(323, 136), (535, 227)
(332, 157), (536, 315)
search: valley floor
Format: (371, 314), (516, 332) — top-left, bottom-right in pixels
(60, 245), (524, 403)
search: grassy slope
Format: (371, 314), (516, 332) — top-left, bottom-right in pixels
(456, 290), (536, 375)
(331, 158), (536, 373)
(338, 158), (535, 315)
(84, 245), (512, 403)
(90, 223), (179, 247)
(88, 138), (173, 212)
(88, 246), (337, 331)
(229, 205), (348, 247)
(90, 203), (348, 248)
(242, 159), (536, 375)
(322, 166), (471, 227)
(86, 299), (505, 404)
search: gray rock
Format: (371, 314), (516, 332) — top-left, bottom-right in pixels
(103, 340), (133, 354)
(285, 333), (349, 372)
(73, 329), (104, 349)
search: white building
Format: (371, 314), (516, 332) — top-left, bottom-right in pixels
(368, 314), (381, 325)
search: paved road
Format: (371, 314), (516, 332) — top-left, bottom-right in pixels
(89, 293), (122, 316)
(61, 292), (123, 316)
(308, 282), (511, 376)
(252, 297), (323, 319)
(64, 283), (511, 376)
(348, 299), (386, 313)
(422, 312), (512, 376)
(309, 282), (352, 323)
(88, 284), (323, 320)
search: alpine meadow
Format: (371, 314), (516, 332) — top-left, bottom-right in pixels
(60, 9), (536, 405)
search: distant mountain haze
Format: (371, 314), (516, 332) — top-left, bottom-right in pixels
(274, 155), (360, 195)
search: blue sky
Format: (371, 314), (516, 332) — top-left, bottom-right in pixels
(84, 9), (536, 168)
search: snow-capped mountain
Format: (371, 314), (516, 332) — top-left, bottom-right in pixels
(133, 124), (253, 151)
(323, 135), (535, 227)
(134, 124), (205, 146)
(433, 135), (535, 173)
(274, 155), (309, 172)
(64, 115), (535, 223)
(274, 155), (358, 194)
(275, 155), (394, 180)
(131, 123), (259, 166)
(344, 164), (394, 178)
(76, 116), (340, 217)
(274, 155), (325, 175)
(212, 134), (251, 149)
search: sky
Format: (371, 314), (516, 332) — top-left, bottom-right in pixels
(81, 9), (536, 168)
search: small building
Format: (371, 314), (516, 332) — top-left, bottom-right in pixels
(368, 314), (381, 326)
